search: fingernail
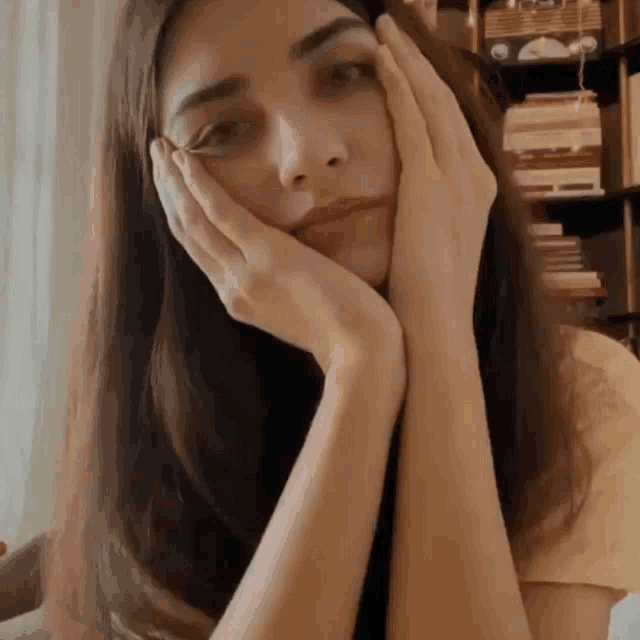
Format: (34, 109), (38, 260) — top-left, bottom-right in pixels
(376, 13), (394, 31)
(172, 149), (187, 170)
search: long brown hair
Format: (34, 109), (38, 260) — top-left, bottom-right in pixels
(45, 0), (593, 637)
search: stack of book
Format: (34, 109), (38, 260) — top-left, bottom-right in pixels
(529, 222), (606, 300)
(504, 91), (604, 200)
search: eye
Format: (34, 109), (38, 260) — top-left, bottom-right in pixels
(322, 62), (377, 94)
(188, 120), (257, 157)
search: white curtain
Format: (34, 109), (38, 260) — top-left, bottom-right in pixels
(1, 0), (61, 551)
(0, 0), (121, 636)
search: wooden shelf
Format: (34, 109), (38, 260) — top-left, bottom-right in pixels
(486, 35), (640, 69)
(603, 35), (640, 61)
(528, 185), (640, 207)
(544, 287), (608, 301)
(439, 0), (640, 356)
(601, 311), (640, 325)
(494, 57), (620, 102)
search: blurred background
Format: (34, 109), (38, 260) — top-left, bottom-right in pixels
(0, 0), (638, 638)
(1, 0), (122, 636)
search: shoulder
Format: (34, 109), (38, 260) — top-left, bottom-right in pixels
(556, 325), (640, 442)
(518, 581), (627, 640)
(558, 325), (640, 399)
(515, 324), (640, 596)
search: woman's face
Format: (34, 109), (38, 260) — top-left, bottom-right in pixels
(158, 0), (398, 288)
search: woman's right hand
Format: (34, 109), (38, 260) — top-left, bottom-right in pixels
(150, 138), (404, 375)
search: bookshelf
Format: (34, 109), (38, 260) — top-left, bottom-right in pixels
(434, 0), (640, 358)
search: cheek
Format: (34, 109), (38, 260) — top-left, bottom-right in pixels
(347, 101), (399, 189)
(200, 156), (264, 194)
(199, 155), (276, 221)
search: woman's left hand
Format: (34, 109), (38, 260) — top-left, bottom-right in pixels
(374, 14), (497, 333)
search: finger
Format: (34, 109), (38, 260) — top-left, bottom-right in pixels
(374, 44), (441, 181)
(180, 231), (249, 316)
(151, 140), (186, 238)
(171, 148), (272, 265)
(152, 143), (250, 313)
(376, 14), (474, 171)
(387, 20), (497, 191)
(150, 139), (243, 268)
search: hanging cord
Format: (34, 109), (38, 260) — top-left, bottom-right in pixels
(575, 0), (588, 111)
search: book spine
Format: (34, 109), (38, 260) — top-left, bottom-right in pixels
(534, 237), (582, 250)
(512, 166), (601, 190)
(543, 262), (588, 272)
(506, 147), (601, 171)
(542, 272), (603, 289)
(504, 129), (602, 152)
(631, 73), (640, 186)
(529, 223), (564, 236)
(542, 253), (585, 263)
(542, 270), (602, 281)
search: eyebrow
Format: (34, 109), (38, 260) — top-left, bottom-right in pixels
(167, 16), (373, 130)
(289, 16), (372, 62)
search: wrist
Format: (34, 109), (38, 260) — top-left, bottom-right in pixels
(395, 300), (475, 350)
(318, 314), (403, 367)
(324, 329), (407, 401)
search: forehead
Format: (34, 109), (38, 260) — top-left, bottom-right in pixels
(159, 0), (363, 123)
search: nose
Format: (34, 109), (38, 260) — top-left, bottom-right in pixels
(271, 109), (349, 190)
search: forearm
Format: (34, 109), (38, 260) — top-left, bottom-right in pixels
(387, 313), (532, 640)
(210, 336), (406, 640)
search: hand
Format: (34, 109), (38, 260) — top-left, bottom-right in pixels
(374, 14), (497, 329)
(150, 139), (404, 374)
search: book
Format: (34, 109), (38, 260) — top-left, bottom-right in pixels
(534, 236), (581, 251)
(504, 91), (603, 198)
(529, 223), (564, 237)
(543, 262), (587, 272)
(515, 166), (603, 198)
(542, 271), (603, 289)
(542, 251), (584, 267)
(630, 73), (640, 187)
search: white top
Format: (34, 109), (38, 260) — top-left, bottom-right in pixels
(514, 325), (640, 602)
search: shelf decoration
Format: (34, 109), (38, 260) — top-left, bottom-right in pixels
(483, 0), (603, 66)
(503, 90), (604, 199)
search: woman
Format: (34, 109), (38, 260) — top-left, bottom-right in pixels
(41, 0), (618, 638)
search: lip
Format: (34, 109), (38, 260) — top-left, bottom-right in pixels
(299, 196), (392, 230)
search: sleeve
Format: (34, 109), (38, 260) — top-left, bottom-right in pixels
(514, 326), (640, 600)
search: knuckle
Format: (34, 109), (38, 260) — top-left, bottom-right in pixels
(223, 262), (244, 291)
(182, 204), (200, 229)
(165, 212), (181, 238)
(227, 292), (252, 321)
(173, 215), (186, 238)
(244, 270), (273, 301)
(246, 236), (273, 271)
